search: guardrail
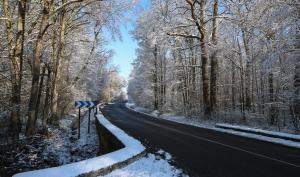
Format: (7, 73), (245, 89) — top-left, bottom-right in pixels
(13, 111), (146, 177)
(96, 115), (124, 155)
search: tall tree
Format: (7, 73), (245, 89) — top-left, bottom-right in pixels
(186, 0), (211, 117)
(210, 0), (219, 113)
(50, 0), (67, 125)
(292, 62), (300, 131)
(26, 0), (53, 136)
(2, 0), (28, 140)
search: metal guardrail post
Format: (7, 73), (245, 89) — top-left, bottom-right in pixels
(78, 107), (81, 139)
(88, 108), (91, 134)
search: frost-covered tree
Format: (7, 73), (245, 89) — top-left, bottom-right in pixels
(128, 0), (300, 132)
(0, 0), (137, 140)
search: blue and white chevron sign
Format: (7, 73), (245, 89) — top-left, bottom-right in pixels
(75, 101), (98, 108)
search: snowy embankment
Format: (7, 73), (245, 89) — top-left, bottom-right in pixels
(102, 150), (187, 177)
(215, 123), (300, 142)
(13, 114), (146, 177)
(125, 103), (300, 149)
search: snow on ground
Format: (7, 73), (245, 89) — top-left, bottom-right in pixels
(45, 109), (99, 164)
(102, 150), (187, 177)
(2, 110), (100, 177)
(125, 103), (300, 149)
(126, 103), (152, 114)
(216, 123), (300, 141)
(214, 126), (300, 148)
(125, 103), (215, 128)
(13, 114), (145, 177)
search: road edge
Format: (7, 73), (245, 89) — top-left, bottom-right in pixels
(125, 104), (300, 149)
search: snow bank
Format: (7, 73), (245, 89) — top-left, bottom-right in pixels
(214, 126), (300, 149)
(13, 114), (146, 177)
(125, 102), (152, 114)
(102, 152), (186, 177)
(215, 123), (300, 142)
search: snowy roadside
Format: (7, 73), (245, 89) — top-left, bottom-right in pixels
(0, 109), (99, 177)
(13, 114), (144, 177)
(96, 115), (186, 177)
(125, 103), (300, 149)
(215, 123), (300, 142)
(46, 109), (99, 164)
(101, 149), (187, 177)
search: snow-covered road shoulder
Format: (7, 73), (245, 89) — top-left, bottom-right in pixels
(102, 150), (187, 177)
(215, 123), (300, 142)
(13, 114), (146, 177)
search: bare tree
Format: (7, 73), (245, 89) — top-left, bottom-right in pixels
(26, 0), (53, 136)
(2, 0), (28, 140)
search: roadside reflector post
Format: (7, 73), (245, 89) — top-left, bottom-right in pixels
(78, 107), (81, 139)
(88, 107), (91, 134)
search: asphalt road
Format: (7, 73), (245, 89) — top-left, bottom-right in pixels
(101, 103), (300, 177)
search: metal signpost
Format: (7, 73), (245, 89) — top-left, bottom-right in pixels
(75, 101), (98, 139)
(88, 108), (91, 134)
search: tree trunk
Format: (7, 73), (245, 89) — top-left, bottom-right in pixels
(3, 0), (27, 140)
(51, 0), (67, 125)
(159, 49), (164, 111)
(26, 0), (52, 136)
(162, 53), (167, 109)
(153, 45), (159, 110)
(42, 67), (51, 128)
(199, 0), (211, 117)
(260, 72), (265, 114)
(242, 30), (252, 111)
(231, 61), (236, 110)
(210, 0), (219, 114)
(268, 73), (275, 125)
(188, 38), (196, 112)
(176, 43), (188, 116)
(237, 38), (246, 120)
(35, 66), (46, 122)
(185, 0), (211, 117)
(292, 62), (300, 131)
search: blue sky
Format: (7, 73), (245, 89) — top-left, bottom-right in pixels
(105, 0), (150, 80)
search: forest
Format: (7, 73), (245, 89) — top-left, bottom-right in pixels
(128, 0), (300, 133)
(0, 0), (131, 144)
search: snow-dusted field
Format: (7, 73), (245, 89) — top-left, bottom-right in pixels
(102, 150), (187, 177)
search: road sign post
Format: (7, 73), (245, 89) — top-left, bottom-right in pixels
(78, 107), (81, 139)
(88, 108), (91, 134)
(75, 101), (98, 139)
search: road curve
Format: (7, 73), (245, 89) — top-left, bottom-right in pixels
(101, 103), (300, 177)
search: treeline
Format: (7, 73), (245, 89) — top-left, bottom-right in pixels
(0, 0), (131, 143)
(128, 0), (300, 132)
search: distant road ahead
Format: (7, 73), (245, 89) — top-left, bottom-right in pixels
(101, 103), (300, 177)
